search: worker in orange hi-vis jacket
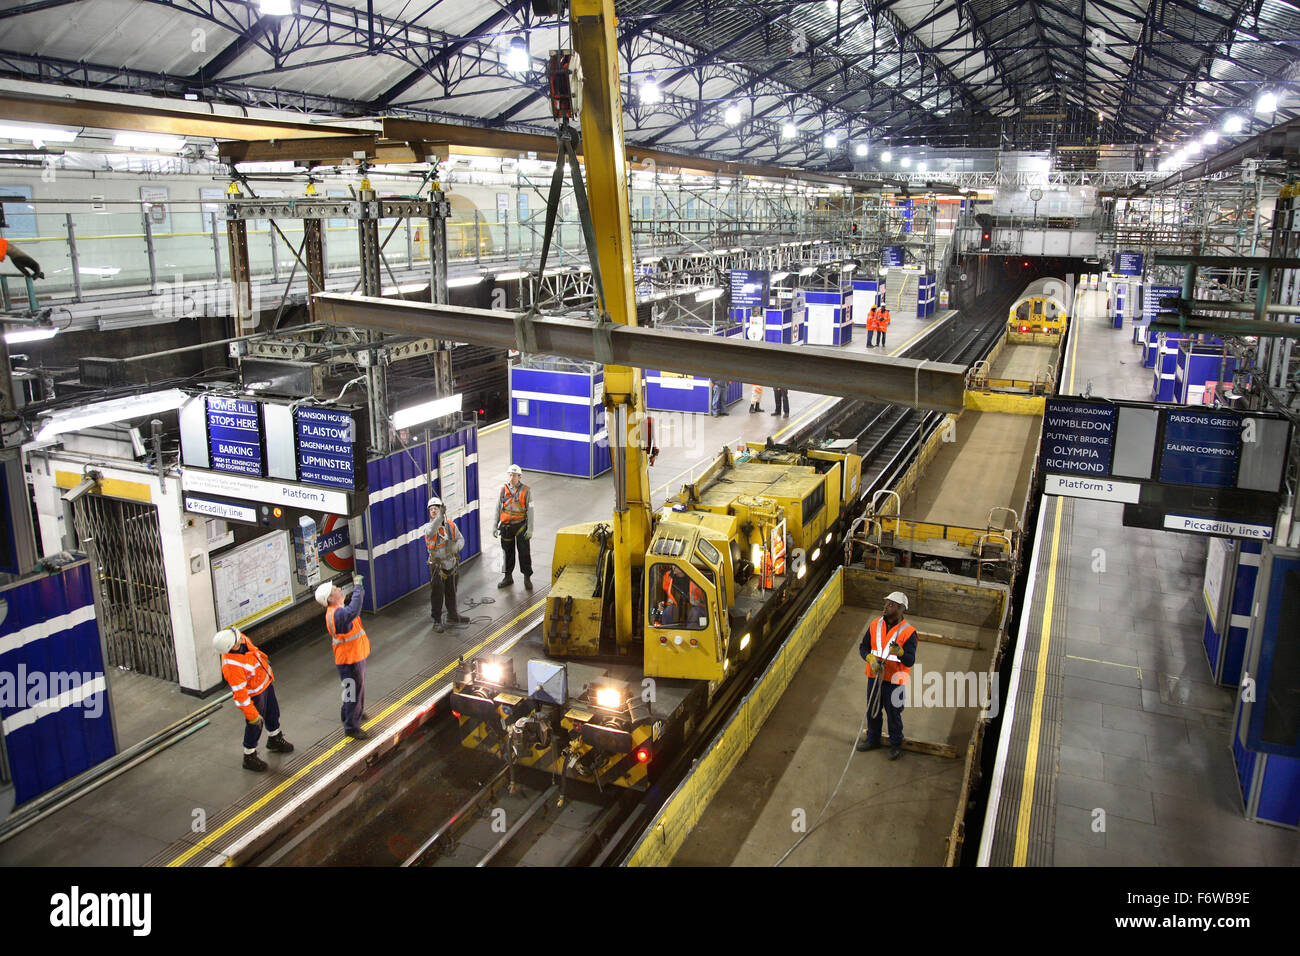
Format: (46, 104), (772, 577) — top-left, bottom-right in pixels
(0, 238), (43, 279)
(214, 628), (294, 772)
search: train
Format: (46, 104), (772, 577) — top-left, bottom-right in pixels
(450, 440), (864, 791)
(1008, 277), (1069, 341)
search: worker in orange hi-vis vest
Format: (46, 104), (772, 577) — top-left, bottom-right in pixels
(749, 384), (763, 413)
(316, 574), (371, 740)
(495, 464), (534, 590)
(877, 306), (892, 349)
(857, 590), (918, 760)
(866, 304), (879, 348)
(215, 628), (294, 772)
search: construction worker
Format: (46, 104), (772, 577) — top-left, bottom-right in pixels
(315, 573), (370, 740)
(865, 303), (879, 347)
(749, 384), (763, 414)
(771, 385), (789, 417)
(424, 496), (467, 632)
(214, 628), (294, 772)
(877, 305), (892, 349)
(496, 464), (534, 590)
(857, 590), (918, 760)
(687, 579), (707, 626)
(0, 238), (43, 279)
(710, 378), (730, 416)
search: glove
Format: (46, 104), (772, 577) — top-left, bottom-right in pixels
(886, 642), (903, 658)
(493, 527), (500, 538)
(7, 247), (44, 280)
(867, 655), (882, 676)
(522, 528), (531, 540)
(352, 573), (364, 587)
(247, 714), (263, 726)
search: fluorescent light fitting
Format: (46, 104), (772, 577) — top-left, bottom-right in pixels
(798, 266), (817, 276)
(841, 263), (857, 273)
(259, 0), (293, 12)
(1256, 91), (1278, 114)
(506, 36), (530, 74)
(446, 275), (484, 287)
(4, 326), (59, 344)
(640, 79), (662, 105)
(0, 124), (76, 145)
(1223, 114), (1246, 134)
(391, 393), (463, 430)
(771, 271), (791, 282)
(35, 388), (190, 441)
(113, 132), (185, 152)
(1202, 131), (1219, 147)
(695, 287), (724, 302)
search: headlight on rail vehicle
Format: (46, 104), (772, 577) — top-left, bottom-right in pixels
(593, 686), (623, 710)
(740, 633), (751, 651)
(811, 548), (821, 562)
(796, 564), (807, 580)
(825, 532), (832, 544)
(473, 656), (516, 688)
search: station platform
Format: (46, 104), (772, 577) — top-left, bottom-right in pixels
(980, 305), (1300, 866)
(0, 305), (945, 867)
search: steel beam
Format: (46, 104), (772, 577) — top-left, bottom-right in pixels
(312, 294), (968, 412)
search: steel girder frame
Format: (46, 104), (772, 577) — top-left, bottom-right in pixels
(311, 293), (967, 412)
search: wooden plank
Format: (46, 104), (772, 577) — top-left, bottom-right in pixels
(917, 630), (980, 650)
(901, 739), (960, 759)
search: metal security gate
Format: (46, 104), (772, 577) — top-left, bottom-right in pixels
(71, 495), (177, 681)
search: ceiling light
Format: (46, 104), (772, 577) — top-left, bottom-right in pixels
(4, 326), (59, 344)
(881, 150), (892, 162)
(1202, 131), (1219, 147)
(917, 161), (927, 172)
(0, 124), (77, 147)
(798, 266), (817, 276)
(35, 389), (191, 441)
(782, 121), (798, 139)
(640, 79), (662, 105)
(770, 271), (791, 281)
(901, 157), (912, 167)
(1256, 91), (1278, 114)
(258, 0), (293, 14)
(113, 132), (186, 152)
(446, 275), (484, 287)
(391, 393), (463, 430)
(824, 133), (839, 149)
(855, 143), (868, 157)
(695, 287), (724, 302)
(1187, 141), (1202, 156)
(724, 105), (742, 125)
(506, 36), (530, 74)
(1223, 114), (1246, 134)
(494, 270), (529, 281)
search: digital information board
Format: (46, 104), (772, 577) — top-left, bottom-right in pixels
(881, 246), (905, 268)
(729, 270), (769, 309)
(206, 396), (263, 476)
(296, 407), (357, 490)
(1143, 285), (1181, 325)
(1040, 397), (1290, 540)
(1114, 251), (1145, 276)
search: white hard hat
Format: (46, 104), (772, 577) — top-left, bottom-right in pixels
(884, 590), (909, 610)
(314, 581), (336, 606)
(212, 628), (239, 654)
(428, 496), (442, 510)
(507, 464), (522, 476)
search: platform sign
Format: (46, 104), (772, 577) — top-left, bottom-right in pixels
(730, 270), (769, 309)
(1114, 251), (1144, 276)
(881, 246), (905, 268)
(206, 396), (263, 476)
(183, 494), (258, 525)
(1158, 409), (1240, 488)
(1040, 399), (1118, 476)
(1143, 285), (1181, 324)
(295, 407), (356, 490)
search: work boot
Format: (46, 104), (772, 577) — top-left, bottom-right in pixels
(497, 575), (513, 589)
(266, 733), (294, 754)
(783, 411), (789, 418)
(856, 738), (881, 753)
(771, 410), (781, 416)
(434, 620), (445, 633)
(888, 745), (903, 760)
(524, 575), (533, 591)
(243, 752), (268, 772)
(345, 727), (370, 741)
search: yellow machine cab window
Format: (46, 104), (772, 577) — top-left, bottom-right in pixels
(649, 563), (709, 631)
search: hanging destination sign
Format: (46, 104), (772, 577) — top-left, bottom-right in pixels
(207, 396), (264, 476)
(295, 407), (357, 490)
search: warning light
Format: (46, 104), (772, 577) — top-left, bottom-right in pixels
(479, 408), (485, 416)
(451, 710), (462, 719)
(634, 747), (651, 764)
(1019, 324), (1029, 332)
(273, 507), (283, 518)
(1023, 261), (1030, 267)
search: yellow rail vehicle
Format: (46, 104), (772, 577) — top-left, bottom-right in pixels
(450, 443), (863, 791)
(1008, 279), (1069, 342)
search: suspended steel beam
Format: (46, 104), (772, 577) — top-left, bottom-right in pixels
(312, 294), (968, 412)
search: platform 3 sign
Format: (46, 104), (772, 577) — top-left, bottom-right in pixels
(1040, 397), (1290, 541)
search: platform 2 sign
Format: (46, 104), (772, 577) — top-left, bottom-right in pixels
(1040, 397), (1290, 541)
(206, 396), (263, 476)
(1114, 251), (1144, 276)
(295, 407), (356, 490)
